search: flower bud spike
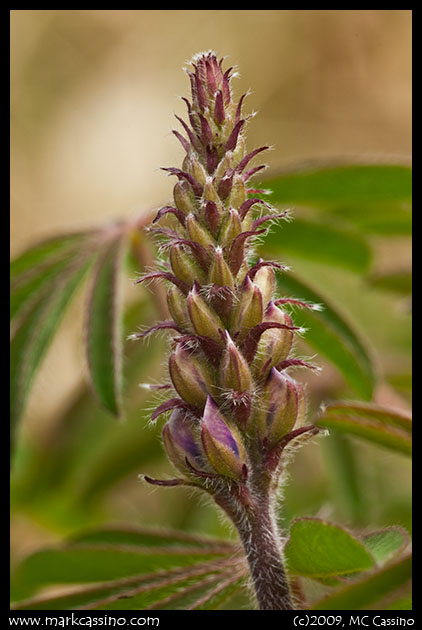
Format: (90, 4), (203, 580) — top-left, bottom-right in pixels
(201, 396), (247, 479)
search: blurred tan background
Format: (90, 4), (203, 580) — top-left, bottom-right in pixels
(11, 9), (411, 440)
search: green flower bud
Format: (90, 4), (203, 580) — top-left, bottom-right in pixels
(170, 244), (206, 286)
(254, 368), (299, 447)
(233, 276), (263, 340)
(186, 213), (215, 250)
(228, 173), (247, 209)
(253, 302), (294, 377)
(220, 332), (253, 394)
(208, 247), (235, 289)
(253, 266), (276, 308)
(187, 284), (224, 344)
(218, 208), (242, 249)
(173, 180), (196, 215)
(169, 344), (214, 406)
(167, 286), (190, 328)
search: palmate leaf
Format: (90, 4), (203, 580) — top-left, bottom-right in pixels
(311, 553), (412, 610)
(11, 525), (245, 610)
(10, 257), (94, 452)
(264, 218), (372, 273)
(284, 518), (375, 578)
(317, 402), (412, 455)
(85, 235), (126, 416)
(261, 162), (411, 210)
(276, 272), (376, 399)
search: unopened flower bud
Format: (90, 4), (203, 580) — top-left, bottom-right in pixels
(208, 247), (234, 289)
(201, 396), (247, 479)
(228, 173), (247, 209)
(167, 287), (189, 328)
(253, 302), (294, 376)
(186, 153), (208, 187)
(187, 284), (224, 343)
(218, 209), (242, 248)
(202, 177), (220, 204)
(162, 408), (206, 475)
(173, 180), (196, 215)
(170, 244), (206, 287)
(169, 345), (213, 406)
(220, 332), (253, 394)
(254, 368), (299, 447)
(233, 276), (263, 339)
(186, 213), (215, 250)
(253, 266), (276, 308)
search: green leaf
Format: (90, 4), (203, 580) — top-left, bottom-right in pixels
(10, 259), (92, 452)
(10, 232), (93, 281)
(69, 525), (237, 551)
(262, 163), (411, 207)
(367, 271), (412, 295)
(276, 272), (376, 399)
(11, 256), (71, 321)
(11, 542), (234, 603)
(311, 553), (412, 610)
(85, 236), (125, 416)
(284, 518), (375, 578)
(264, 219), (371, 273)
(363, 528), (410, 566)
(317, 402), (412, 455)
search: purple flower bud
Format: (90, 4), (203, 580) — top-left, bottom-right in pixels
(201, 396), (246, 479)
(162, 408), (206, 475)
(254, 368), (299, 447)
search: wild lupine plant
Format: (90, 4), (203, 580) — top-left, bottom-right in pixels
(136, 51), (322, 611)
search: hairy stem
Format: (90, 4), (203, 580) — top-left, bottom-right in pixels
(215, 486), (294, 610)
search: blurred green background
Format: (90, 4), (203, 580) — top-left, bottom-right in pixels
(11, 9), (411, 602)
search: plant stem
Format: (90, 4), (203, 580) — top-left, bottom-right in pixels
(215, 485), (294, 610)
